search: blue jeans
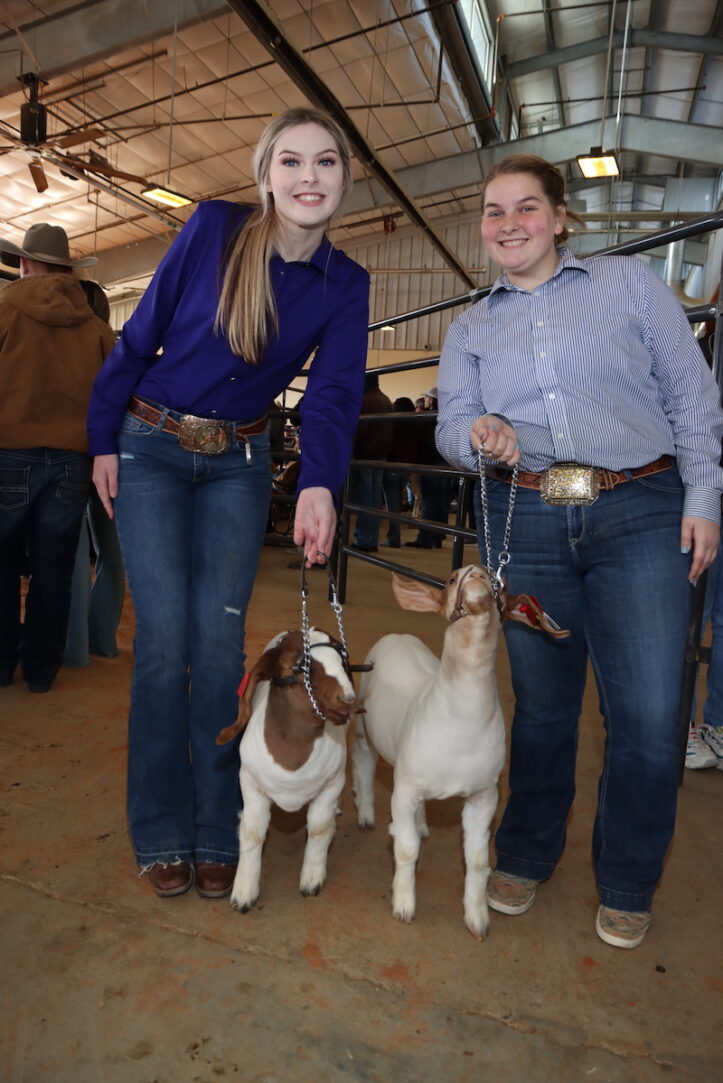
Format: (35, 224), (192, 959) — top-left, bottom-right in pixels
(412, 473), (448, 547)
(352, 465), (384, 549)
(114, 412), (271, 867)
(475, 467), (691, 911)
(0, 448), (90, 683)
(702, 557), (722, 729)
(382, 469), (403, 544)
(65, 487), (126, 666)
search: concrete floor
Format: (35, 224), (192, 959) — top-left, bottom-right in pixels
(1, 532), (722, 1083)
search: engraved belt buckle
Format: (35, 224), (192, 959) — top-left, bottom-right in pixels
(540, 463), (600, 506)
(177, 414), (232, 455)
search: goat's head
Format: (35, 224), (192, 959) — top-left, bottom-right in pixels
(390, 565), (570, 639)
(392, 565), (497, 623)
(274, 628), (357, 726)
(216, 628), (356, 744)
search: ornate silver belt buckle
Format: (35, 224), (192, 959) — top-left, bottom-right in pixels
(540, 463), (600, 506)
(177, 414), (232, 455)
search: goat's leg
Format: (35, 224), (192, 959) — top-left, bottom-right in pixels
(390, 782), (422, 923)
(299, 779), (343, 897)
(461, 786), (499, 939)
(352, 720), (378, 829)
(415, 801), (429, 840)
(230, 782), (271, 913)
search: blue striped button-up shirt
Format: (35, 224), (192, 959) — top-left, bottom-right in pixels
(436, 248), (723, 521)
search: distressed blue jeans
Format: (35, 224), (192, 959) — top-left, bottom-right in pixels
(114, 412), (271, 867)
(475, 466), (691, 911)
(0, 447), (90, 683)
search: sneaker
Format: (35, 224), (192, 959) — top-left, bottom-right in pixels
(487, 870), (537, 915)
(595, 905), (651, 949)
(701, 724), (723, 770)
(685, 725), (718, 769)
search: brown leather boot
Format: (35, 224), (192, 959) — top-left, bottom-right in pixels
(148, 861), (194, 897)
(195, 862), (236, 898)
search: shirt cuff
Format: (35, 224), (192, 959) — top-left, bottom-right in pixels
(683, 487), (722, 523)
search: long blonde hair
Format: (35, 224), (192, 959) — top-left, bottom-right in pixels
(215, 107), (353, 364)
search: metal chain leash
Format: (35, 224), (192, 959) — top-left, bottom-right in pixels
(300, 555), (349, 722)
(477, 448), (519, 601)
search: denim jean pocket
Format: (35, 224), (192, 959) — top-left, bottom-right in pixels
(634, 467), (682, 496)
(56, 461), (91, 508)
(0, 465), (30, 510)
(120, 413), (157, 436)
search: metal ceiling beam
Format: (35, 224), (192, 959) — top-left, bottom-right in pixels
(223, 0), (477, 289)
(505, 30), (723, 80)
(0, 0), (228, 98)
(341, 114), (723, 218)
(688, 0), (723, 123)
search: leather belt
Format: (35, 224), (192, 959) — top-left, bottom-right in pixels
(486, 455), (674, 504)
(129, 395), (267, 456)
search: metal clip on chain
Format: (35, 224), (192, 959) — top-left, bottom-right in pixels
(300, 555), (349, 722)
(477, 448), (519, 602)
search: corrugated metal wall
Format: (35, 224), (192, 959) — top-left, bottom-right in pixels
(341, 210), (488, 353)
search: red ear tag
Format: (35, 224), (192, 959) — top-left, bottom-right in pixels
(237, 672), (251, 698)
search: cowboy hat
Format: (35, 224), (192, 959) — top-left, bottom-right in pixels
(0, 223), (97, 268)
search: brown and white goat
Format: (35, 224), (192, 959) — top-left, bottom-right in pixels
(352, 565), (569, 939)
(216, 628), (356, 912)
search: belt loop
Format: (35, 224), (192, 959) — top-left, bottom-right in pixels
(244, 439), (252, 465)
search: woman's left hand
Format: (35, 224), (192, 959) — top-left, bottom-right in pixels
(294, 486), (336, 566)
(681, 516), (720, 584)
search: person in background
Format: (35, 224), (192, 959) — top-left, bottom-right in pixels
(65, 281), (126, 667)
(351, 372), (394, 552)
(685, 555), (723, 769)
(88, 107), (370, 901)
(381, 396), (418, 548)
(0, 225), (115, 693)
(436, 153), (723, 949)
(405, 387), (449, 549)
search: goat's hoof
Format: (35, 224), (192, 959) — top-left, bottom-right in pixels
(300, 882), (322, 897)
(357, 818), (375, 830)
(392, 906), (415, 924)
(464, 916), (488, 940)
(231, 895), (257, 913)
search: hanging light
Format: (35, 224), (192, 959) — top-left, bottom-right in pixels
(576, 147), (620, 179)
(141, 185), (193, 208)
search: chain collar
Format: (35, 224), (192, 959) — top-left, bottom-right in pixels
(477, 448), (519, 610)
(300, 556), (350, 722)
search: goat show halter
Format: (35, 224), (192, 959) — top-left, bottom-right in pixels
(477, 448), (519, 604)
(299, 556), (352, 722)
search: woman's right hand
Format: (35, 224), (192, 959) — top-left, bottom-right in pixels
(470, 415), (521, 466)
(93, 454), (119, 519)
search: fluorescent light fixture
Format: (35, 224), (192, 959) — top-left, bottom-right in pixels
(141, 185), (193, 208)
(576, 147), (619, 179)
(381, 324), (395, 332)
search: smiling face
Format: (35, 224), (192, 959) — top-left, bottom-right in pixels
(266, 122), (345, 247)
(481, 172), (566, 289)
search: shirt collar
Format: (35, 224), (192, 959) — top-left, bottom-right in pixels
(488, 246), (590, 299)
(272, 235), (340, 280)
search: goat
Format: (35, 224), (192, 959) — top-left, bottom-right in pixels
(352, 565), (569, 939)
(216, 627), (356, 912)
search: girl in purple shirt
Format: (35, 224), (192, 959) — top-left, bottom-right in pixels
(88, 108), (369, 900)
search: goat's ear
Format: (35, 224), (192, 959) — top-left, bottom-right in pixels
(504, 593), (571, 639)
(215, 659), (266, 744)
(392, 573), (444, 613)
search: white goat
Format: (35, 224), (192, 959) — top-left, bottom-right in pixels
(216, 628), (356, 912)
(352, 565), (569, 939)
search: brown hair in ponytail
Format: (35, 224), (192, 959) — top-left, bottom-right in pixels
(215, 107), (353, 364)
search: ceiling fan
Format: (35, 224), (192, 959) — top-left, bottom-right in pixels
(0, 73), (148, 193)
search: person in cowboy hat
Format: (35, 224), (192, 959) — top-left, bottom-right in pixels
(0, 223), (116, 693)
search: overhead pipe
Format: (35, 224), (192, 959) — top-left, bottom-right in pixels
(224, 0), (478, 291)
